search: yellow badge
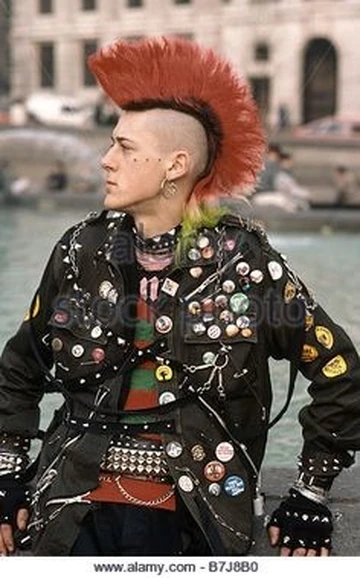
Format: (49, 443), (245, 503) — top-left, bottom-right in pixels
(24, 294), (40, 321)
(322, 355), (347, 378)
(284, 281), (296, 304)
(305, 314), (314, 332)
(301, 344), (319, 363)
(155, 365), (173, 382)
(315, 326), (334, 349)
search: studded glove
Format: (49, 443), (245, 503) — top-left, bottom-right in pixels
(0, 475), (31, 528)
(267, 488), (333, 553)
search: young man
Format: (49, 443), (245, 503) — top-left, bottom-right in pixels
(0, 37), (359, 557)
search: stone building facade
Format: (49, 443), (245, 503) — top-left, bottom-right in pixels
(9, 0), (360, 126)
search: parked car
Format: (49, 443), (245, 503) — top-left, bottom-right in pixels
(25, 93), (94, 128)
(293, 116), (360, 142)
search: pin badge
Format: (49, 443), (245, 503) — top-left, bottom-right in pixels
(224, 238), (236, 252)
(107, 288), (119, 304)
(230, 293), (249, 314)
(236, 262), (250, 276)
(188, 301), (201, 316)
(188, 248), (201, 261)
(215, 294), (228, 309)
(241, 328), (253, 338)
(219, 310), (234, 323)
(189, 267), (203, 279)
(202, 298), (215, 313)
(161, 278), (179, 297)
(165, 441), (183, 458)
(250, 270), (264, 284)
(207, 325), (222, 340)
(315, 326), (334, 350)
(208, 483), (221, 496)
(159, 391), (176, 405)
(71, 344), (85, 358)
(284, 281), (297, 303)
(155, 315), (173, 334)
(268, 261), (283, 281)
(54, 311), (69, 325)
(204, 461), (226, 482)
(155, 365), (173, 381)
(301, 344), (319, 363)
(91, 347), (106, 363)
(202, 246), (215, 260)
(91, 326), (103, 339)
(224, 475), (245, 497)
(178, 475), (194, 493)
(197, 235), (210, 249)
(322, 355), (347, 378)
(192, 322), (206, 335)
(202, 351), (216, 365)
(222, 280), (235, 294)
(99, 281), (113, 299)
(225, 324), (240, 337)
(215, 442), (235, 463)
(236, 315), (250, 329)
(191, 444), (206, 462)
(51, 337), (63, 352)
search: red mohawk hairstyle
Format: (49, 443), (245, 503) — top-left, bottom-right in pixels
(88, 36), (266, 200)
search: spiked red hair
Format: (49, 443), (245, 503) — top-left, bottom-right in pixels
(88, 36), (266, 200)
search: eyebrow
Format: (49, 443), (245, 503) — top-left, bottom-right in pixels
(111, 135), (136, 146)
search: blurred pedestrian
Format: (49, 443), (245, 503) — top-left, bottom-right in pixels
(333, 166), (359, 206)
(45, 161), (68, 193)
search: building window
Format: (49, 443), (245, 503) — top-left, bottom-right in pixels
(83, 40), (98, 86)
(127, 0), (143, 7)
(39, 0), (53, 14)
(255, 42), (270, 61)
(82, 0), (96, 10)
(174, 0), (192, 4)
(39, 42), (55, 87)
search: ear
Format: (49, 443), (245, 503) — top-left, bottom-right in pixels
(166, 150), (191, 181)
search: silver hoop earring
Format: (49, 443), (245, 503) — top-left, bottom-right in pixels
(161, 178), (178, 199)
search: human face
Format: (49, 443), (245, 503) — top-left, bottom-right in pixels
(101, 111), (168, 213)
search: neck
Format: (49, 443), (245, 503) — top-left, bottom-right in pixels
(131, 200), (187, 239)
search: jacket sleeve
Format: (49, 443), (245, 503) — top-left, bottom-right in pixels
(262, 245), (360, 474)
(0, 236), (69, 437)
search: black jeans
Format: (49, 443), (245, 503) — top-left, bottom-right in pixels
(70, 503), (184, 556)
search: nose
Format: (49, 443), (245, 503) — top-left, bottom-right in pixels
(101, 147), (116, 172)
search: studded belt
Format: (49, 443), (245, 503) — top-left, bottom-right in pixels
(100, 435), (171, 482)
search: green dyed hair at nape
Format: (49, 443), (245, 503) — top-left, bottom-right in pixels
(175, 202), (229, 265)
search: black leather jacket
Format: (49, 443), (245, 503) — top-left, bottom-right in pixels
(0, 211), (359, 555)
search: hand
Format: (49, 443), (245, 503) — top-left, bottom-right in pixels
(0, 481), (31, 556)
(0, 508), (29, 556)
(267, 488), (333, 556)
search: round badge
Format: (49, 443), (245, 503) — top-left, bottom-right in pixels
(207, 325), (222, 340)
(91, 326), (103, 339)
(165, 441), (183, 458)
(159, 391), (176, 405)
(203, 313), (215, 324)
(241, 327), (253, 338)
(236, 262), (250, 276)
(202, 351), (216, 365)
(107, 288), (119, 304)
(219, 310), (234, 323)
(224, 238), (236, 252)
(229, 293), (249, 314)
(203, 461), (226, 482)
(190, 267), (203, 279)
(178, 475), (194, 493)
(202, 246), (215, 260)
(239, 277), (251, 291)
(191, 444), (206, 462)
(268, 261), (283, 281)
(315, 326), (334, 350)
(236, 315), (250, 329)
(250, 269), (264, 284)
(215, 442), (235, 463)
(224, 475), (245, 497)
(225, 324), (240, 337)
(222, 280), (235, 294)
(192, 322), (207, 335)
(71, 344), (85, 358)
(188, 248), (201, 261)
(197, 235), (210, 249)
(54, 311), (69, 325)
(202, 298), (215, 313)
(301, 344), (319, 363)
(155, 365), (173, 381)
(188, 301), (201, 316)
(51, 337), (63, 352)
(208, 483), (222, 496)
(91, 347), (105, 363)
(322, 355), (347, 378)
(215, 294), (228, 309)
(155, 315), (173, 334)
(99, 281), (113, 299)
